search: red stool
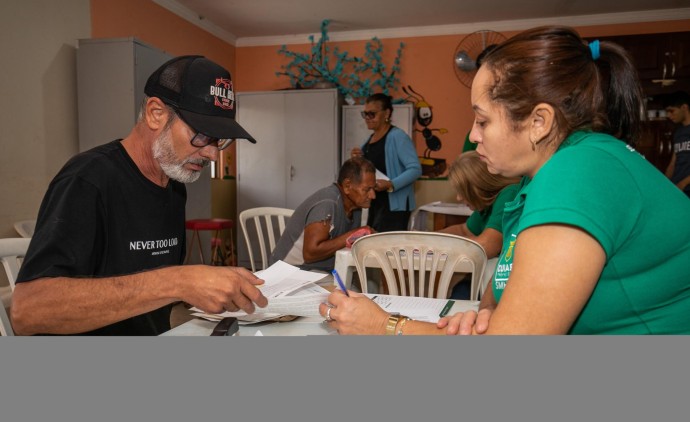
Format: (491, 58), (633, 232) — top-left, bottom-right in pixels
(184, 218), (235, 265)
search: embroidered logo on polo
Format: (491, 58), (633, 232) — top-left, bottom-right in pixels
(210, 78), (234, 110)
(494, 234), (516, 293)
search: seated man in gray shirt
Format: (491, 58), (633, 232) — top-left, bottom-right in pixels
(270, 157), (376, 272)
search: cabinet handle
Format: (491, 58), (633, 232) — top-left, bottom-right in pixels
(289, 165), (295, 181)
(662, 62), (667, 80)
(671, 61), (676, 78)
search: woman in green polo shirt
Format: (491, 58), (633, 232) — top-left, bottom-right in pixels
(319, 25), (690, 335)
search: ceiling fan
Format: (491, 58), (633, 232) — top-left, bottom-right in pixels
(452, 29), (507, 88)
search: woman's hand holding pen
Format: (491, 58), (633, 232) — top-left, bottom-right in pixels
(436, 308), (493, 335)
(319, 290), (389, 335)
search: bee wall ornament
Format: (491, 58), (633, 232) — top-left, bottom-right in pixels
(402, 85), (448, 177)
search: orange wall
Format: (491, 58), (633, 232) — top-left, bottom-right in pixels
(237, 19), (690, 165)
(90, 0), (235, 73)
(87, 2), (690, 173)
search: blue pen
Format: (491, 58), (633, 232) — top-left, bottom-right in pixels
(331, 269), (350, 297)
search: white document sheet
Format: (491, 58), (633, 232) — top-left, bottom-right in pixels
(258, 292), (329, 317)
(254, 260), (326, 297)
(366, 294), (479, 323)
(375, 169), (390, 181)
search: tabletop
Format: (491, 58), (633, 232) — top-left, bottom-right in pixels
(162, 300), (479, 336)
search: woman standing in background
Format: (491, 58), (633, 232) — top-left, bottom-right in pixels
(351, 93), (422, 232)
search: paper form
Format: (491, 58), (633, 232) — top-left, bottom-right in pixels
(366, 294), (479, 323)
(258, 292), (329, 317)
(375, 169), (390, 181)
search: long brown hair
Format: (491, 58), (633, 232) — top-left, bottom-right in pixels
(449, 151), (521, 210)
(481, 26), (643, 146)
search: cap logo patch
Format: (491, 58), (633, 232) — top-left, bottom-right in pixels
(210, 78), (234, 110)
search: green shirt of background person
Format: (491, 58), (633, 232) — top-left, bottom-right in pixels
(438, 151), (520, 259)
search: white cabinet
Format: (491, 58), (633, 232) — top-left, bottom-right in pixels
(341, 103), (414, 163)
(76, 38), (212, 262)
(77, 37), (172, 152)
(235, 88), (340, 267)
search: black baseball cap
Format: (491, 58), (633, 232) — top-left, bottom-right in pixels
(145, 55), (256, 143)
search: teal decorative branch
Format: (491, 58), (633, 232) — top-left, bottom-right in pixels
(275, 19), (405, 104)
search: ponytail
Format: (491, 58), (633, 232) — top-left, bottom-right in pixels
(597, 40), (644, 145)
(483, 26), (644, 146)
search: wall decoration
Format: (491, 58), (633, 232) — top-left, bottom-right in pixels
(275, 19), (405, 104)
(402, 85), (449, 177)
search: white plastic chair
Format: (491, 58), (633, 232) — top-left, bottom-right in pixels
(0, 237), (32, 336)
(351, 231), (487, 300)
(13, 219), (36, 238)
(239, 207), (294, 272)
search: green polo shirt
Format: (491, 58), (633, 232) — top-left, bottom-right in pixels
(493, 131), (690, 334)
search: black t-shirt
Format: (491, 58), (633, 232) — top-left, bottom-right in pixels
(17, 140), (187, 335)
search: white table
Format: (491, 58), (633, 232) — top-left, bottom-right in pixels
(162, 300), (479, 336)
(162, 316), (335, 336)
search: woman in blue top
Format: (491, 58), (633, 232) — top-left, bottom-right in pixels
(352, 93), (422, 232)
(318, 26), (690, 335)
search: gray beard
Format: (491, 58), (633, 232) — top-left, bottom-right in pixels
(152, 129), (209, 184)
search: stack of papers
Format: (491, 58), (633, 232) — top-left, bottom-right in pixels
(191, 261), (329, 324)
(192, 261), (479, 325)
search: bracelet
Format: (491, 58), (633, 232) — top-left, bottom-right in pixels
(385, 314), (401, 335)
(396, 317), (411, 336)
(387, 182), (394, 193)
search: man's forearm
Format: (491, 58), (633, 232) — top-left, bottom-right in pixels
(677, 175), (690, 190)
(303, 233), (351, 263)
(11, 268), (178, 335)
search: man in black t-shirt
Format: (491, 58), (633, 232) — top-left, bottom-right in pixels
(12, 56), (268, 335)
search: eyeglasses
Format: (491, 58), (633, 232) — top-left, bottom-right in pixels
(361, 110), (379, 119)
(189, 132), (235, 151)
(173, 108), (235, 150)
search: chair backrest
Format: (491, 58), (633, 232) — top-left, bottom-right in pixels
(0, 237), (31, 336)
(239, 207), (294, 272)
(351, 231), (487, 300)
(13, 219), (36, 238)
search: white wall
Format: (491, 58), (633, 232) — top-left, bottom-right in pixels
(0, 0), (91, 239)
(0, 0), (90, 289)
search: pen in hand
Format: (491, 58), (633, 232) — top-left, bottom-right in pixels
(331, 269), (350, 297)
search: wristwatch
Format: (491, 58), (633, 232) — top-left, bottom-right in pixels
(385, 313), (402, 335)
